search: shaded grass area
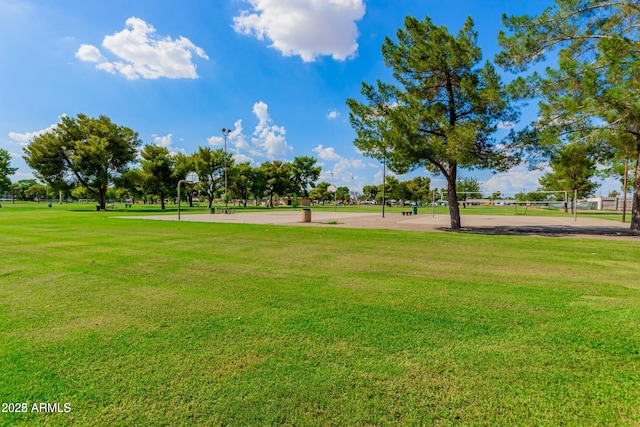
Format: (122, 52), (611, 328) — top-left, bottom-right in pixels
(0, 206), (639, 425)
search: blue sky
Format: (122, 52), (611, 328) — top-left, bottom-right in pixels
(0, 0), (622, 196)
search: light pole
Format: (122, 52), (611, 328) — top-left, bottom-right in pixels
(221, 128), (231, 208)
(382, 155), (386, 218)
(331, 172), (335, 212)
(351, 175), (355, 205)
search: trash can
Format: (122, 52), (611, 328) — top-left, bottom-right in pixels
(302, 208), (311, 222)
(412, 204), (418, 215)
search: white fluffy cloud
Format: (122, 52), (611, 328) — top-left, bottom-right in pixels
(153, 133), (173, 148)
(233, 153), (255, 164)
(251, 101), (292, 158)
(313, 144), (341, 161)
(208, 102), (292, 162)
(233, 0), (365, 62)
(76, 17), (208, 80)
(327, 109), (340, 120)
(481, 164), (548, 196)
(75, 44), (104, 62)
(8, 118), (63, 147)
(151, 133), (184, 155)
(320, 156), (367, 187)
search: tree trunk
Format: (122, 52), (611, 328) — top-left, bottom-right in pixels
(160, 192), (166, 210)
(629, 142), (640, 235)
(446, 166), (461, 229)
(97, 188), (107, 210)
(446, 180), (461, 229)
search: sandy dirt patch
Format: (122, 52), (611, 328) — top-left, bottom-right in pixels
(117, 210), (638, 240)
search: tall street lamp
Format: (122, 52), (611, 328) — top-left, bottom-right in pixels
(331, 172), (336, 212)
(382, 155), (386, 218)
(221, 127), (231, 208)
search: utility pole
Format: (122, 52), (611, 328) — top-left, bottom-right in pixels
(221, 128), (231, 208)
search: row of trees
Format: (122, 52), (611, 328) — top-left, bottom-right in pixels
(348, 1), (640, 233)
(17, 115), (324, 210)
(119, 147), (322, 209)
(0, 149), (17, 196)
(362, 175), (432, 204)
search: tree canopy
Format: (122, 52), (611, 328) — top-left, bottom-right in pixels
(290, 156), (321, 197)
(23, 114), (139, 209)
(348, 16), (519, 229)
(497, 0), (640, 232)
(538, 143), (598, 198)
(140, 145), (175, 210)
(456, 176), (483, 200)
(0, 148), (17, 194)
(260, 160), (291, 207)
(193, 147), (233, 208)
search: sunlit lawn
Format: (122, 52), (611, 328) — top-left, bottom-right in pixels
(1, 203), (638, 425)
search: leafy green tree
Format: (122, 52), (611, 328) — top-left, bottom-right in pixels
(260, 160), (291, 207)
(290, 156), (321, 197)
(348, 16), (519, 229)
(0, 148), (17, 194)
(229, 162), (254, 207)
(539, 143), (598, 198)
(106, 186), (118, 202)
(390, 181), (411, 203)
(7, 182), (21, 202)
(10, 179), (37, 201)
(362, 185), (379, 202)
(335, 186), (350, 203)
(497, 0), (640, 232)
(379, 175), (399, 203)
(23, 114), (140, 210)
(24, 183), (48, 202)
(406, 176), (431, 202)
(193, 147), (232, 209)
(114, 168), (146, 204)
(249, 166), (268, 205)
(140, 145), (175, 210)
(71, 186), (92, 201)
(309, 182), (332, 204)
(523, 191), (552, 202)
(456, 176), (482, 200)
(173, 153), (196, 206)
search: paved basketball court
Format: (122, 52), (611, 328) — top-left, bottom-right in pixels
(119, 210), (637, 239)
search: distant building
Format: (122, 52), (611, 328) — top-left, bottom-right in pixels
(586, 196), (628, 211)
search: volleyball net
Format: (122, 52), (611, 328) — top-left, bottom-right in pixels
(437, 190), (577, 214)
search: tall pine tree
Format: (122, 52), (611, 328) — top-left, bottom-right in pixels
(348, 16), (519, 229)
(497, 0), (640, 232)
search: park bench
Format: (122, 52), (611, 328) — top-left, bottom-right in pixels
(106, 203), (116, 210)
(210, 207), (235, 214)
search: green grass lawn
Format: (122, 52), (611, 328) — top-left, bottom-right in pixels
(1, 203), (639, 425)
